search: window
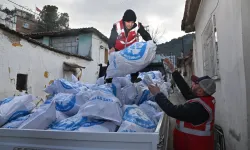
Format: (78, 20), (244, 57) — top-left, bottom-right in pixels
(201, 15), (219, 78)
(16, 74), (28, 91)
(105, 48), (109, 64)
(51, 36), (79, 54)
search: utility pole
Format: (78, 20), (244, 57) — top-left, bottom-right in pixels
(181, 37), (185, 56)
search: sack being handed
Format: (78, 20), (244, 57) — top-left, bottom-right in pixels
(106, 41), (156, 78)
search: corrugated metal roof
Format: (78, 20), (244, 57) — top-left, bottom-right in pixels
(26, 27), (108, 43)
(0, 24), (93, 61)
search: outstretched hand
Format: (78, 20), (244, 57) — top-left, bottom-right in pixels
(148, 84), (161, 96)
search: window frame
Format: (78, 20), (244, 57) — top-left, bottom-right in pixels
(201, 15), (220, 80)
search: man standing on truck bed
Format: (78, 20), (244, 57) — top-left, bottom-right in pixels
(148, 58), (216, 150)
(106, 9), (152, 83)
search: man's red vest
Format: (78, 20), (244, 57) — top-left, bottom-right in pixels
(115, 20), (139, 51)
(174, 96), (215, 150)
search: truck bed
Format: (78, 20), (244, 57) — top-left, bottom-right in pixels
(0, 114), (169, 150)
(0, 62), (170, 150)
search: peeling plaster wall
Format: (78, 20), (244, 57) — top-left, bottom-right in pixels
(0, 28), (105, 99)
(194, 0), (248, 149)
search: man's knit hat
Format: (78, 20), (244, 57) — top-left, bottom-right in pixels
(191, 75), (216, 95)
(122, 9), (137, 22)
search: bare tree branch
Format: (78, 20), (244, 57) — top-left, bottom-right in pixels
(149, 25), (166, 44)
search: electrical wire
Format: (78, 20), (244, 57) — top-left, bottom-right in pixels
(201, 0), (220, 35)
(210, 0), (220, 17)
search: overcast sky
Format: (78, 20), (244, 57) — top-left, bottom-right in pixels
(1, 0), (186, 44)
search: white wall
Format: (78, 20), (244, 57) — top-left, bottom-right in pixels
(194, 0), (248, 149)
(0, 29), (102, 100)
(79, 33), (107, 84)
(89, 34), (108, 78)
(241, 0), (250, 147)
(91, 34), (107, 65)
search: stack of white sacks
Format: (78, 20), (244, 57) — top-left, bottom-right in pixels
(0, 41), (171, 133)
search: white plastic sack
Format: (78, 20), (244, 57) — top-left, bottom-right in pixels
(96, 76), (105, 85)
(18, 102), (56, 130)
(78, 85), (123, 125)
(76, 120), (117, 132)
(32, 96), (68, 122)
(54, 93), (87, 116)
(96, 77), (132, 101)
(139, 71), (163, 81)
(142, 74), (154, 86)
(114, 77), (132, 87)
(49, 114), (86, 131)
(71, 74), (78, 83)
(139, 101), (162, 124)
(44, 79), (81, 95)
(117, 105), (157, 132)
(141, 73), (170, 99)
(2, 114), (31, 129)
(120, 84), (137, 105)
(134, 82), (153, 105)
(106, 41), (156, 78)
(83, 84), (97, 89)
(158, 82), (171, 98)
(0, 95), (35, 126)
(56, 111), (68, 122)
(111, 77), (132, 101)
(75, 89), (93, 103)
(125, 74), (131, 80)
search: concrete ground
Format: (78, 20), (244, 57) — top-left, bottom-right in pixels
(166, 91), (186, 150)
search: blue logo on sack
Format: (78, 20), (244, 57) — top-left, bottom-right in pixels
(44, 96), (54, 104)
(8, 111), (29, 122)
(0, 97), (14, 105)
(147, 72), (156, 79)
(111, 84), (117, 96)
(123, 107), (156, 129)
(14, 114), (30, 121)
(138, 90), (150, 105)
(60, 80), (74, 89)
(90, 96), (114, 102)
(94, 85), (113, 94)
(146, 101), (158, 110)
(56, 95), (76, 112)
(4, 115), (30, 129)
(120, 129), (136, 132)
(81, 120), (105, 127)
(120, 42), (147, 60)
(50, 116), (88, 131)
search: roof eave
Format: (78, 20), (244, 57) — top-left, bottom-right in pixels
(0, 24), (93, 61)
(26, 28), (108, 43)
(181, 0), (201, 33)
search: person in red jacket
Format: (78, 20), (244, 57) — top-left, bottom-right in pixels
(108, 9), (152, 53)
(148, 58), (216, 150)
(106, 9), (152, 83)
